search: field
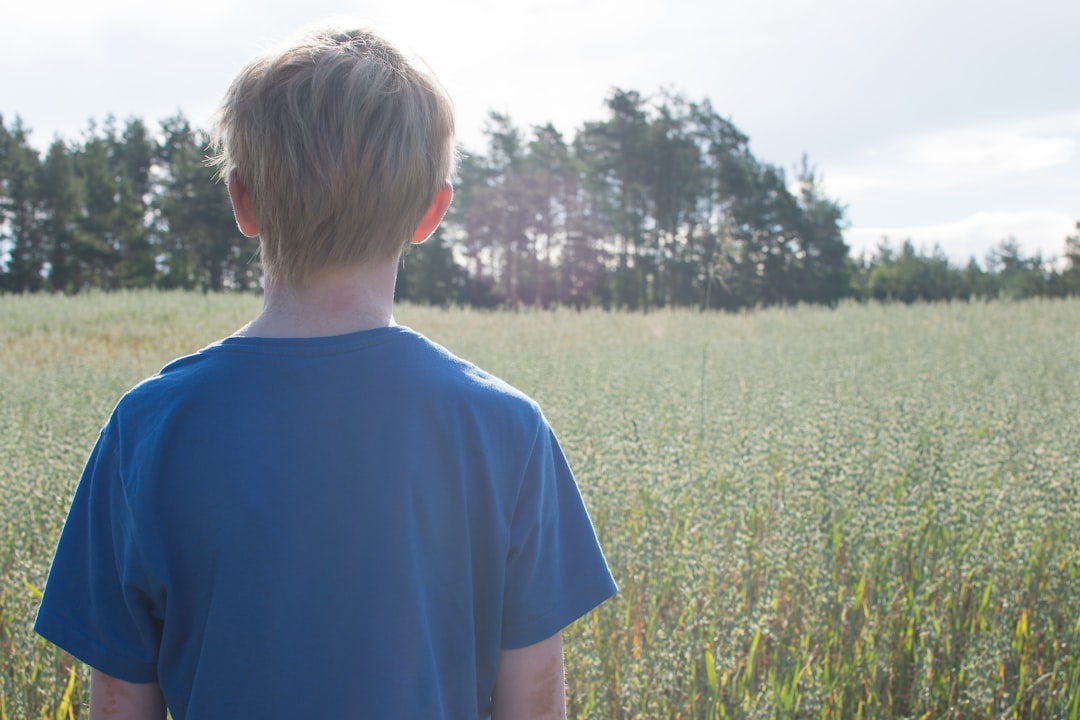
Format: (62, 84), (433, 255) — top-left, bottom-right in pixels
(2, 292), (1078, 719)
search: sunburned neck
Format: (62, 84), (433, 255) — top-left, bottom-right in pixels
(235, 261), (399, 339)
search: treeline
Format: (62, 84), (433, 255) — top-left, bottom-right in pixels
(408, 90), (853, 311)
(852, 235), (1080, 303)
(3, 93), (1079, 307)
(0, 114), (257, 294)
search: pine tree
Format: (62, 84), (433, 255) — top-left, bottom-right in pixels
(155, 114), (254, 291)
(0, 117), (46, 292)
(39, 139), (83, 292)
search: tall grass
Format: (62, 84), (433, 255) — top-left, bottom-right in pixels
(2, 293), (1078, 718)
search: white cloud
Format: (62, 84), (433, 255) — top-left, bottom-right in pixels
(828, 111), (1080, 194)
(905, 129), (1074, 179)
(844, 210), (1077, 266)
(824, 172), (890, 196)
(5, 0), (244, 55)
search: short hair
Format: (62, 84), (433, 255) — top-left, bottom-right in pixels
(210, 26), (456, 285)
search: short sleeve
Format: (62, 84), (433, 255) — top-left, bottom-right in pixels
(34, 419), (162, 682)
(501, 424), (617, 649)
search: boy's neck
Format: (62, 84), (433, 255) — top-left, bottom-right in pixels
(236, 259), (399, 339)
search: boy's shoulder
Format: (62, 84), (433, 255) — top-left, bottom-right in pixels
(401, 329), (537, 405)
(376, 327), (549, 438)
(114, 325), (543, 431)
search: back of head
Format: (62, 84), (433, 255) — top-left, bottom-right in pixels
(211, 26), (456, 285)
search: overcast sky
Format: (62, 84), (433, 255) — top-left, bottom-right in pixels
(4, 0), (1078, 264)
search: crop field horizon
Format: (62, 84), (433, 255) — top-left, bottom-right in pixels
(2, 292), (1078, 718)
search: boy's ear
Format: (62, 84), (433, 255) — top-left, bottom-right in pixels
(227, 171), (260, 238)
(412, 184), (453, 245)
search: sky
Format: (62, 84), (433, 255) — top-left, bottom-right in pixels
(3, 0), (1078, 266)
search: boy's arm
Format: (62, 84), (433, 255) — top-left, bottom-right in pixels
(491, 632), (566, 720)
(89, 669), (166, 720)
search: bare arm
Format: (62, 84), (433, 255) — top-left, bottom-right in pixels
(491, 632), (566, 720)
(89, 669), (167, 720)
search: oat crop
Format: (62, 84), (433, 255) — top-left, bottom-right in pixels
(2, 293), (1078, 718)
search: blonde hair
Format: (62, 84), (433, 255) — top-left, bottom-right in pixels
(210, 26), (456, 285)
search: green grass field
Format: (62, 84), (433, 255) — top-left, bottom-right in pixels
(2, 292), (1078, 719)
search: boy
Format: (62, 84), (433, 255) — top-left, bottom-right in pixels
(35, 26), (616, 720)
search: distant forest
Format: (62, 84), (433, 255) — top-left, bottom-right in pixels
(2, 89), (1078, 308)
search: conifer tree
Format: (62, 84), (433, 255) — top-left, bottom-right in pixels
(0, 117), (46, 292)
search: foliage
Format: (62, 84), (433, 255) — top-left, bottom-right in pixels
(853, 236), (1080, 303)
(450, 92), (854, 312)
(2, 292), (1078, 718)
(0, 113), (247, 295)
(1, 104), (1078, 308)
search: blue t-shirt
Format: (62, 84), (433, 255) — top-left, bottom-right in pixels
(35, 326), (616, 719)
